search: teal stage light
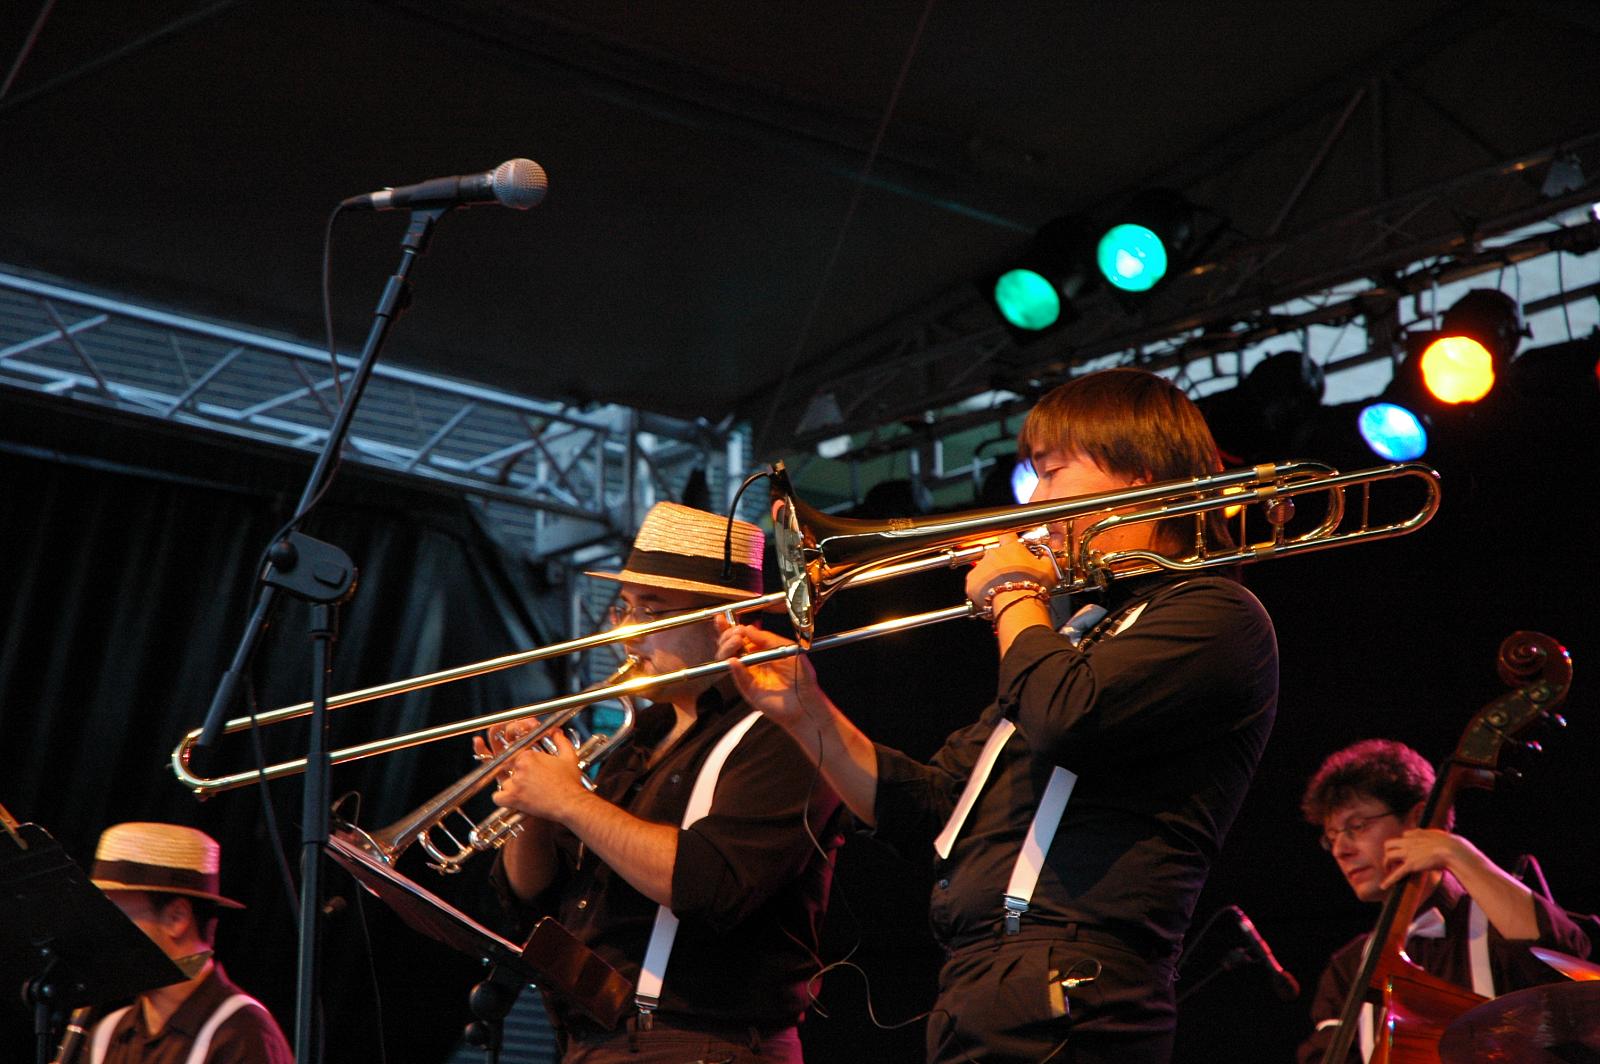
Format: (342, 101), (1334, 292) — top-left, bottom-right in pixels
(990, 217), (1091, 334)
(1096, 223), (1168, 292)
(994, 268), (1063, 330)
(1092, 190), (1197, 295)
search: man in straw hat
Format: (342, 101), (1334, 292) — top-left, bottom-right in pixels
(488, 501), (842, 1063)
(84, 821), (292, 1063)
(722, 368), (1281, 1063)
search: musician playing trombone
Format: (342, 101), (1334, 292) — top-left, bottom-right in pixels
(723, 368), (1281, 1064)
(1296, 738), (1593, 1064)
(485, 502), (842, 1064)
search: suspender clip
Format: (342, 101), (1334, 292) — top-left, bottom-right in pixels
(1003, 894), (1027, 935)
(636, 1002), (656, 1032)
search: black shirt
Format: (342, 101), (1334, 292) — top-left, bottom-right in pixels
(1297, 875), (1594, 1064)
(500, 684), (842, 1032)
(873, 573), (1279, 957)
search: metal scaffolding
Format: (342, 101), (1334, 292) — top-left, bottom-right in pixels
(0, 268), (745, 573)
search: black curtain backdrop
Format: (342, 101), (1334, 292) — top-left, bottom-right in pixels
(0, 388), (567, 1062)
(4, 337), (1599, 1064)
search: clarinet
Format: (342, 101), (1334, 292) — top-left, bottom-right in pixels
(50, 1006), (94, 1064)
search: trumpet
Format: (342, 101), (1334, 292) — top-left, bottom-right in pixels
(171, 458), (1441, 798)
(339, 657), (640, 873)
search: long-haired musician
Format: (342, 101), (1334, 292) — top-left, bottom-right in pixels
(1296, 738), (1592, 1063)
(487, 502), (842, 1063)
(723, 368), (1280, 1063)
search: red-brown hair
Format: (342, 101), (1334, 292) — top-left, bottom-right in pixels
(1300, 739), (1448, 829)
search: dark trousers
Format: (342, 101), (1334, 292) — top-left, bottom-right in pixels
(563, 1021), (802, 1064)
(926, 929), (1177, 1064)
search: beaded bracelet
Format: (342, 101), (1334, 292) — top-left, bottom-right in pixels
(990, 590), (1049, 630)
(982, 580), (1050, 612)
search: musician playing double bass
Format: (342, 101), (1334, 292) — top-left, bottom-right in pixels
(1296, 738), (1592, 1063)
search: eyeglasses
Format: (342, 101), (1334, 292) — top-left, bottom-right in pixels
(1320, 810), (1399, 851)
(606, 601), (721, 628)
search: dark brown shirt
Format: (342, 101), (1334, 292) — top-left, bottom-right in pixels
(97, 962), (293, 1064)
(496, 685), (842, 1035)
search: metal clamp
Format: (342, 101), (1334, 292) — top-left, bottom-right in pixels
(1003, 894), (1028, 935)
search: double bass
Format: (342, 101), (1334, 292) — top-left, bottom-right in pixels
(1320, 631), (1573, 1064)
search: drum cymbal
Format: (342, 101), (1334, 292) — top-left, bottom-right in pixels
(1530, 946), (1600, 982)
(1439, 981), (1600, 1064)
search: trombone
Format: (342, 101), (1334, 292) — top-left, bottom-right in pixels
(172, 458), (1441, 800)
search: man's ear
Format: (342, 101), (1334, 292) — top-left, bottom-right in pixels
(1404, 801), (1427, 829)
(157, 895), (197, 942)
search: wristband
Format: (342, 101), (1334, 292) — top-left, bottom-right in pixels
(982, 580), (1050, 612)
(990, 590), (1048, 630)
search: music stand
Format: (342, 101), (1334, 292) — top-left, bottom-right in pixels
(2, 824), (189, 1064)
(325, 833), (632, 1031)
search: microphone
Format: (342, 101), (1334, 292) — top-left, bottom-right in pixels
(1228, 905), (1300, 1001)
(342, 158), (548, 212)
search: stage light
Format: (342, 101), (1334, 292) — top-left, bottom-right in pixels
(1198, 350), (1324, 464)
(994, 269), (1063, 330)
(1357, 402), (1428, 461)
(1417, 289), (1528, 405)
(992, 217), (1090, 332)
(1418, 336), (1494, 403)
(1094, 190), (1195, 293)
(1011, 460), (1038, 503)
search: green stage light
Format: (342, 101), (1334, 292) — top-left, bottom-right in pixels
(1096, 223), (1168, 292)
(1092, 190), (1198, 295)
(993, 268), (1062, 330)
(989, 217), (1092, 334)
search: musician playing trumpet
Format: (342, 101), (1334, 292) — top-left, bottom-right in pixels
(1297, 738), (1593, 1063)
(486, 502), (842, 1064)
(723, 368), (1281, 1064)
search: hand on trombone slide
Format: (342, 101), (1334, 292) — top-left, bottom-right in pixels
(718, 624), (829, 731)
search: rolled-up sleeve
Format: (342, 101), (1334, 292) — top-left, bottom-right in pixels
(668, 718), (841, 932)
(998, 579), (1277, 767)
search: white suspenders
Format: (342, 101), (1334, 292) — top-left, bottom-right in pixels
(634, 710), (762, 1022)
(1319, 901), (1497, 1063)
(930, 599), (1152, 935)
(89, 993), (263, 1064)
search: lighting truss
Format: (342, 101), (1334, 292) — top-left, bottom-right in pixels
(0, 268), (742, 563)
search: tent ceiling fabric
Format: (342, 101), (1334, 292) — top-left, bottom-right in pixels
(4, 0), (1599, 444)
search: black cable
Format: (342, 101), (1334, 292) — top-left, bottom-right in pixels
(753, 0), (939, 451)
(321, 203), (348, 406)
(721, 470), (772, 579)
(245, 673), (301, 920)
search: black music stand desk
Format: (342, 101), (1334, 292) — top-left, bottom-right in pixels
(2, 823), (189, 1064)
(326, 832), (632, 1029)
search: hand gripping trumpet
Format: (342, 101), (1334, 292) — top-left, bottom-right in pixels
(338, 657), (639, 873)
(172, 458), (1441, 804)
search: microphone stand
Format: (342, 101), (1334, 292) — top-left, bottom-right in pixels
(190, 206), (450, 1064)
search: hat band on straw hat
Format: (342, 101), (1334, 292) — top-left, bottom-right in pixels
(92, 858), (242, 907)
(624, 548), (761, 596)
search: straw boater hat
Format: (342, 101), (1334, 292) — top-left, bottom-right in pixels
(91, 822), (245, 909)
(585, 501), (764, 600)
